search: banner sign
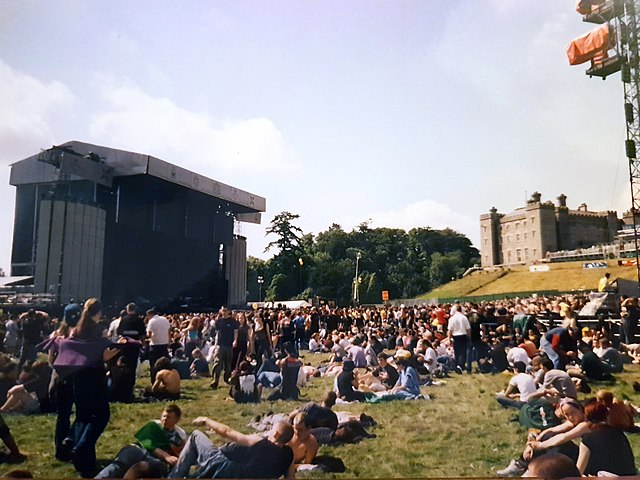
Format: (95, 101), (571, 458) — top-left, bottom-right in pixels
(529, 265), (550, 272)
(583, 262), (608, 269)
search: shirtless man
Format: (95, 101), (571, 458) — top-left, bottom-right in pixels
(287, 413), (318, 469)
(145, 357), (180, 399)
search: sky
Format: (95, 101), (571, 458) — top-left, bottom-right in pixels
(0, 0), (632, 274)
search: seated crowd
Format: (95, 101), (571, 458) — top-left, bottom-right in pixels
(0, 292), (638, 477)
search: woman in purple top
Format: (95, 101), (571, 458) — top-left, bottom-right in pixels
(52, 298), (118, 477)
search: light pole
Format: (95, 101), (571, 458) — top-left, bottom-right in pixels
(298, 257), (304, 294)
(257, 275), (264, 302)
(353, 252), (362, 305)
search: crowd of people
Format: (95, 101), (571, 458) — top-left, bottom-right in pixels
(0, 288), (638, 477)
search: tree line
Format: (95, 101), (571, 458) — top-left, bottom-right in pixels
(247, 211), (479, 305)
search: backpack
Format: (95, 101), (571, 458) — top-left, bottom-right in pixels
(518, 398), (561, 430)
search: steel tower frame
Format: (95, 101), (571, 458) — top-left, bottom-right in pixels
(583, 0), (640, 285)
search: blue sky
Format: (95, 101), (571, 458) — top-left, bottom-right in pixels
(0, 0), (630, 273)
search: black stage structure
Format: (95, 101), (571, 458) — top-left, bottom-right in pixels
(9, 141), (265, 310)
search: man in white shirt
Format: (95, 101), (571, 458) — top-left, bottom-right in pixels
(107, 310), (125, 342)
(447, 305), (471, 374)
(506, 345), (531, 368)
(496, 361), (536, 409)
(3, 316), (19, 356)
(146, 308), (171, 382)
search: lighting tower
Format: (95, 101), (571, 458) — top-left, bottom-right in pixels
(577, 0), (640, 284)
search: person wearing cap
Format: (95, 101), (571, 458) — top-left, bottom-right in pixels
(63, 300), (81, 328)
(495, 361), (536, 409)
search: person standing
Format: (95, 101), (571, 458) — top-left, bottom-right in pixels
(116, 303), (145, 398)
(53, 298), (118, 477)
(252, 313), (272, 370)
(209, 307), (238, 390)
(232, 313), (252, 371)
(3, 315), (19, 356)
(146, 308), (171, 383)
(63, 300), (81, 328)
(117, 303), (145, 340)
(18, 309), (48, 369)
(447, 305), (470, 374)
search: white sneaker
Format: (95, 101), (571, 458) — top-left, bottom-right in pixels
(496, 459), (526, 477)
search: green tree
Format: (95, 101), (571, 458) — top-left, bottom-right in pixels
(246, 256), (268, 301)
(429, 251), (465, 287)
(265, 211), (303, 254)
(265, 273), (288, 302)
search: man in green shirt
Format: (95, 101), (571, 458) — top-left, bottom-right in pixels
(96, 404), (186, 478)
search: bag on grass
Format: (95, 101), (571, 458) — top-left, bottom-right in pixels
(519, 398), (561, 430)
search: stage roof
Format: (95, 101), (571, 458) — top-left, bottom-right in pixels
(10, 141), (266, 217)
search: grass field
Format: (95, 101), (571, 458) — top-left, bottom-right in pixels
(6, 355), (640, 478)
(420, 261), (640, 301)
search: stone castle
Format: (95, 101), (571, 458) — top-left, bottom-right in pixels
(479, 192), (620, 267)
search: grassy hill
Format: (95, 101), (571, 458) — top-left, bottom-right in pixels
(420, 260), (639, 301)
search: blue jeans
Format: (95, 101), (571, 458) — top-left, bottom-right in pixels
(70, 368), (110, 474)
(96, 444), (167, 478)
(18, 342), (37, 369)
(169, 430), (236, 478)
(466, 341), (488, 373)
(257, 371), (282, 388)
(496, 395), (525, 409)
(452, 335), (468, 370)
(540, 336), (560, 369)
(53, 373), (74, 456)
(382, 390), (419, 401)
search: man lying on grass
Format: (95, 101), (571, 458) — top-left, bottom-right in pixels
(96, 404), (186, 478)
(168, 416), (295, 479)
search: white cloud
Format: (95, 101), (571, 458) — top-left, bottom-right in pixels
(339, 199), (479, 246)
(88, 79), (298, 174)
(0, 60), (75, 275)
(0, 59), (74, 164)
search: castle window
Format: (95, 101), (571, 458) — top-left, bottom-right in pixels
(516, 249), (522, 262)
(507, 251), (512, 262)
(523, 220), (527, 227)
(484, 238), (488, 245)
(525, 248), (529, 259)
(532, 231), (535, 238)
(524, 233), (527, 240)
(516, 234), (520, 241)
(533, 249), (537, 257)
